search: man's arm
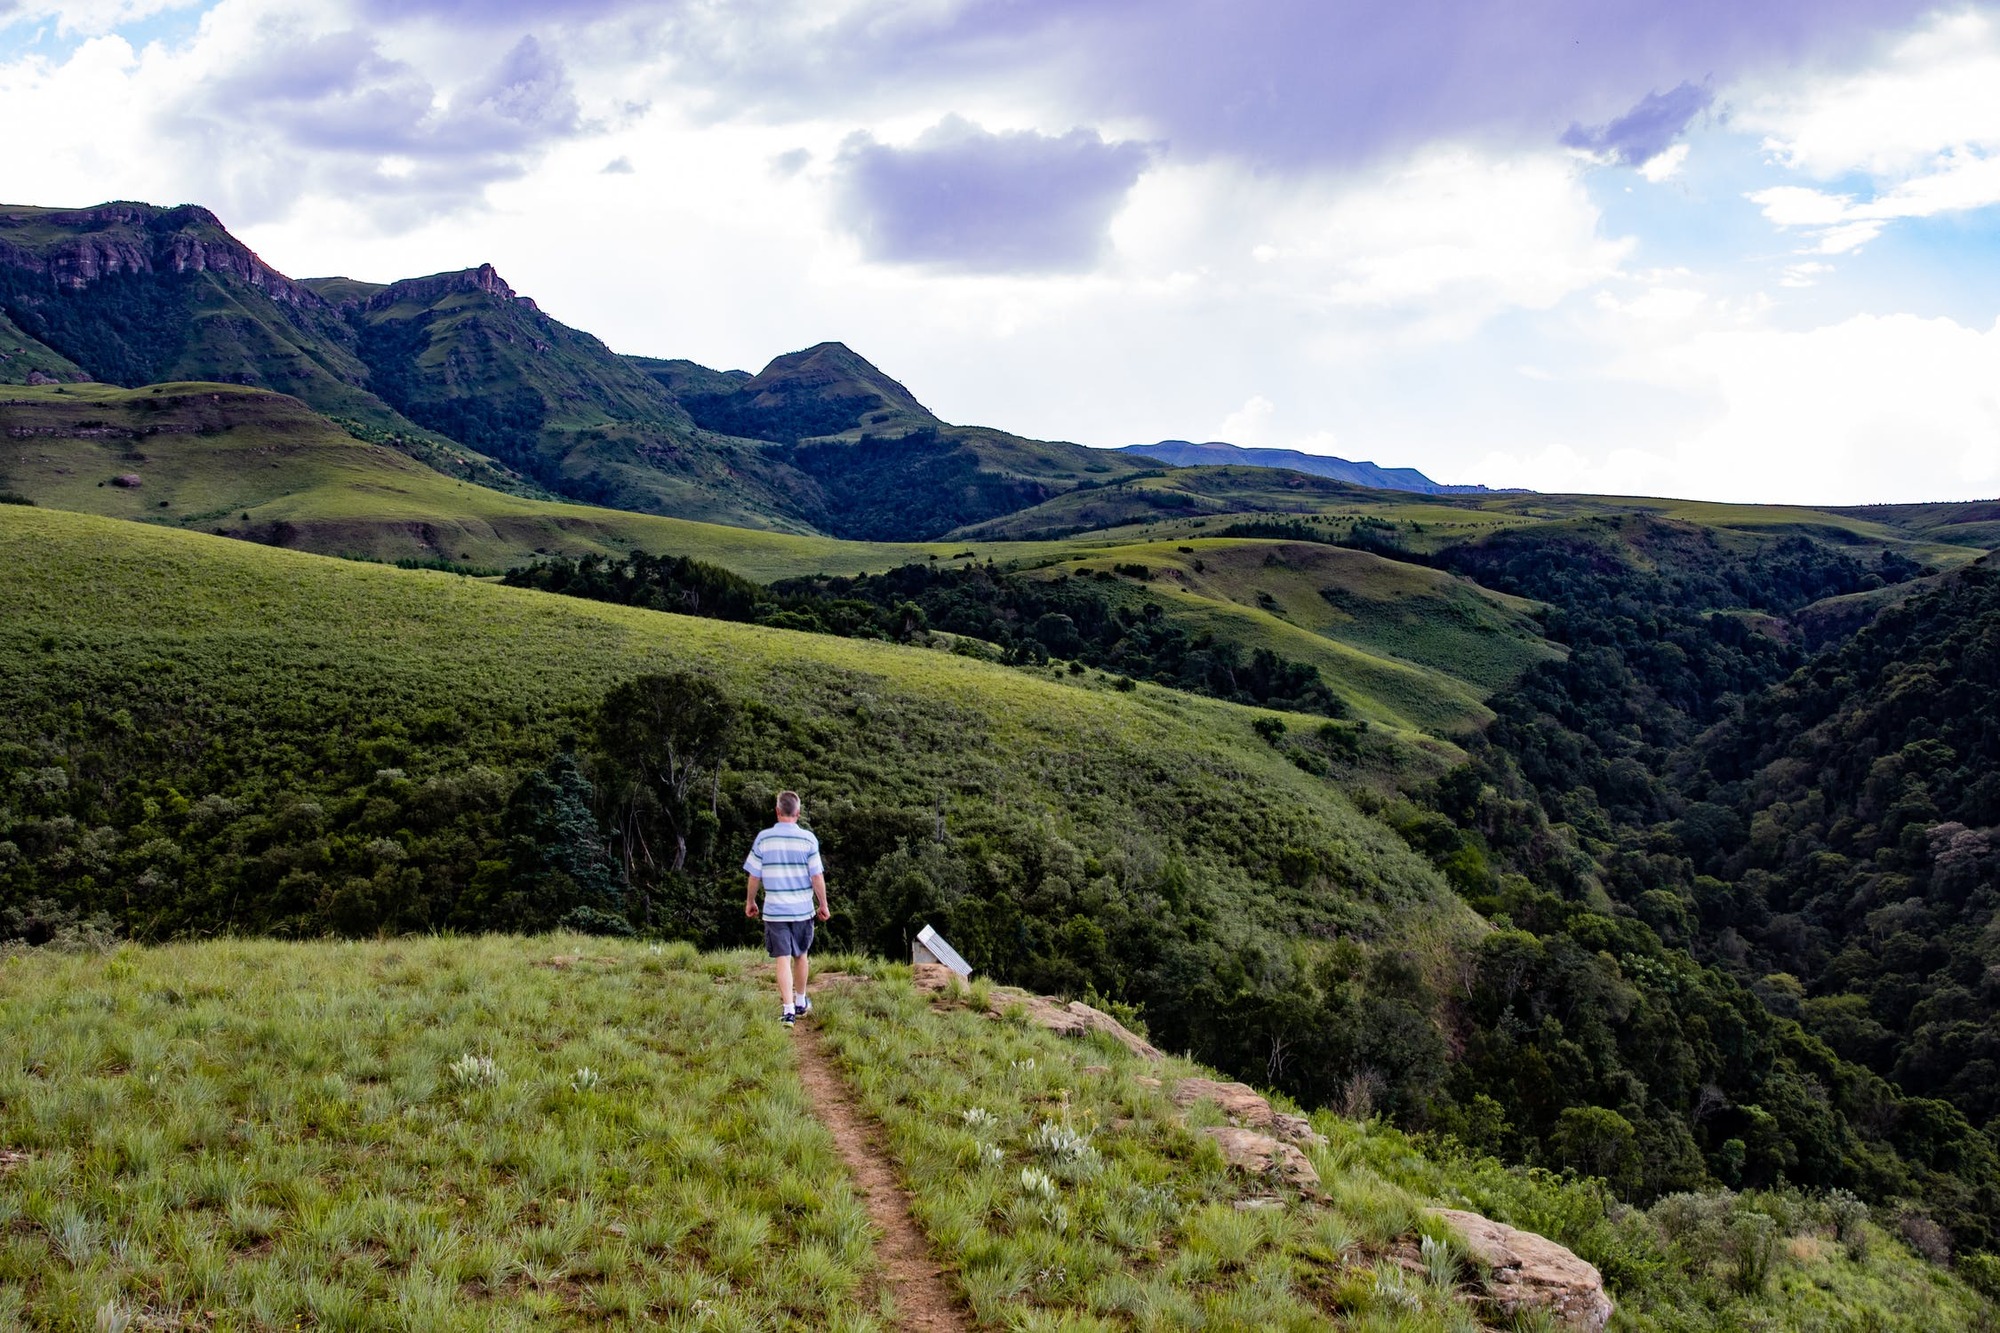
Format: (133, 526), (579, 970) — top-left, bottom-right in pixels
(744, 874), (761, 918)
(812, 872), (830, 921)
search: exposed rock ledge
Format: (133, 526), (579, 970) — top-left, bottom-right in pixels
(1170, 1076), (1326, 1149)
(1430, 1207), (1614, 1332)
(910, 961), (1163, 1058)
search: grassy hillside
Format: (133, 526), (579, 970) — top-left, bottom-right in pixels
(1030, 537), (1559, 706)
(0, 308), (82, 383)
(0, 382), (1076, 576)
(2, 934), (1988, 1330)
(0, 504), (1478, 1086)
(0, 385), (1555, 730)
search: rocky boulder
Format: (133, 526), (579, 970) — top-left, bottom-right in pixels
(1171, 1077), (1327, 1148)
(910, 962), (1164, 1059)
(1201, 1126), (1321, 1192)
(1430, 1207), (1613, 1331)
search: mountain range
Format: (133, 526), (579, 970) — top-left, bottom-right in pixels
(0, 201), (1488, 539)
(1116, 439), (1516, 494)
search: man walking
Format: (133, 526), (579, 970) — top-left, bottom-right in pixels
(743, 790), (830, 1026)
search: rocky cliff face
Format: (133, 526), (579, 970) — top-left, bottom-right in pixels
(363, 264), (519, 311)
(0, 203), (321, 307)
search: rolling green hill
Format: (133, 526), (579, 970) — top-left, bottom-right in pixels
(10, 492), (2000, 1299)
(0, 382), (1556, 731)
(0, 502), (1480, 1065)
(0, 307), (82, 383)
(0, 380), (1079, 577)
(1034, 537), (1558, 696)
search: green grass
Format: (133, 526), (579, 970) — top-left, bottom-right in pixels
(1028, 538), (1560, 723)
(0, 382), (1093, 577)
(814, 967), (1478, 1331)
(811, 963), (1997, 1332)
(0, 935), (1989, 1329)
(0, 501), (1471, 944)
(0, 936), (888, 1330)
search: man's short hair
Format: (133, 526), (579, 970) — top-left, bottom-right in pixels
(775, 790), (802, 817)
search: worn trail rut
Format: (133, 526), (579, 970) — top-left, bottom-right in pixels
(792, 1021), (971, 1332)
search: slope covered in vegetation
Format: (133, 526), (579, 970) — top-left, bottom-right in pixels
(9, 504), (2000, 1264)
(0, 504), (1476, 1102)
(1678, 561), (2000, 1127)
(1355, 516), (2000, 1254)
(2, 935), (1989, 1330)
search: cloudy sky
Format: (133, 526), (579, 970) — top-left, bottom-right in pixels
(3, 0), (1998, 503)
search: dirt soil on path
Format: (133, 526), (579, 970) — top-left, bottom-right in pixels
(792, 1022), (972, 1332)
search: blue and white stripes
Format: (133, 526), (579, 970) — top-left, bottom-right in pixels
(744, 824), (823, 920)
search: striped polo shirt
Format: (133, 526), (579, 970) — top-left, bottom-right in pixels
(743, 822), (823, 921)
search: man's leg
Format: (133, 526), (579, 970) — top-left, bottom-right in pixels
(774, 953), (796, 1010)
(793, 952), (810, 1005)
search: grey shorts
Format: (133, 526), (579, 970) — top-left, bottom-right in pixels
(763, 917), (815, 958)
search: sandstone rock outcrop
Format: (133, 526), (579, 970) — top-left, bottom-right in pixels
(911, 961), (1165, 1059)
(1170, 1077), (1327, 1148)
(1201, 1126), (1321, 1192)
(1430, 1207), (1613, 1331)
(0, 204), (319, 305)
(363, 264), (519, 311)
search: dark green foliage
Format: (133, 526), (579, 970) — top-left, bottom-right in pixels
(504, 550), (768, 621)
(591, 672), (736, 926)
(1384, 521), (2000, 1246)
(782, 430), (1061, 541)
(0, 492), (32, 506)
(508, 549), (1348, 716)
(1682, 561), (2000, 1127)
(0, 267), (199, 389)
(1434, 520), (1913, 822)
(458, 752), (628, 935)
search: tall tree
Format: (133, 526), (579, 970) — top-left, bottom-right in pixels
(593, 673), (737, 891)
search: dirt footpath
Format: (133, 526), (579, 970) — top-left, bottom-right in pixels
(791, 1023), (971, 1332)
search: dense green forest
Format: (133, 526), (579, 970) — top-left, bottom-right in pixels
(1342, 519), (2000, 1251)
(505, 549), (1344, 714)
(1688, 565), (2000, 1114)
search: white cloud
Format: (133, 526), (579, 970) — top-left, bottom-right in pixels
(1742, 11), (2000, 255)
(1486, 312), (2000, 504)
(1637, 142), (1689, 182)
(1745, 11), (2000, 179)
(1254, 148), (1627, 315)
(1216, 394), (1275, 444)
